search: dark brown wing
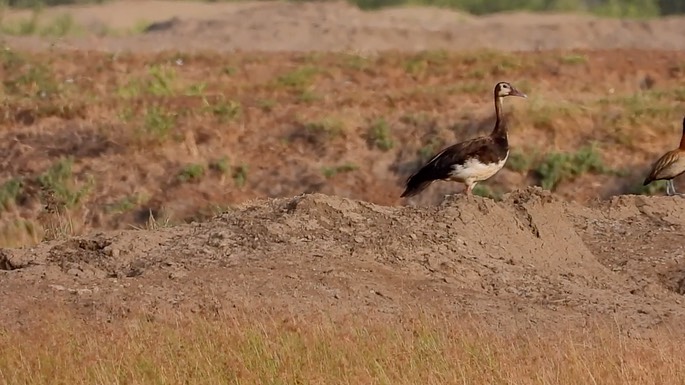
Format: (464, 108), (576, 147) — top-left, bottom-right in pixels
(644, 150), (680, 185)
(401, 136), (506, 198)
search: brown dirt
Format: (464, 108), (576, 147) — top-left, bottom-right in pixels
(2, 1), (685, 337)
(3, 188), (685, 338)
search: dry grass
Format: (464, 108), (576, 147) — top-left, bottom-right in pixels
(0, 312), (683, 384)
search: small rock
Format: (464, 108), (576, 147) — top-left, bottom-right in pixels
(169, 271), (187, 280)
(76, 288), (92, 295)
(48, 284), (66, 291)
(67, 268), (81, 276)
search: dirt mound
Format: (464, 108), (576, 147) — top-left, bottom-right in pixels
(134, 7), (685, 52)
(2, 188), (684, 334)
(5, 1), (685, 53)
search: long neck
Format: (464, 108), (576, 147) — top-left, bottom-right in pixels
(491, 94), (507, 140)
(680, 120), (685, 150)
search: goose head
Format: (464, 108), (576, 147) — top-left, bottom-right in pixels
(495, 81), (527, 98)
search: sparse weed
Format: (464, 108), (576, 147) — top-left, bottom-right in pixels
(118, 64), (177, 98)
(186, 82), (207, 96)
(131, 19), (151, 34)
(341, 53), (371, 70)
(303, 117), (345, 140)
(367, 118), (394, 151)
(222, 65), (237, 76)
(133, 209), (172, 231)
(506, 149), (537, 173)
(40, 13), (80, 37)
(524, 98), (580, 131)
(106, 194), (147, 214)
(276, 66), (319, 90)
(138, 105), (176, 143)
(560, 54), (587, 65)
(632, 179), (667, 196)
(257, 98), (276, 112)
(404, 57), (428, 77)
(145, 64), (177, 96)
(1, 51), (60, 97)
(0, 7), (40, 36)
(0, 178), (23, 212)
(490, 54), (521, 75)
(297, 89), (321, 104)
(0, 218), (41, 248)
(118, 106), (134, 122)
(351, 0), (660, 17)
(598, 91), (674, 124)
(473, 184), (502, 200)
(400, 112), (431, 127)
(449, 82), (489, 95)
(233, 164), (248, 188)
(209, 157), (230, 174)
(178, 163), (206, 183)
(322, 162), (358, 178)
(403, 50), (449, 78)
(1, 11), (83, 38)
(463, 62), (487, 77)
(418, 138), (444, 162)
(203, 96), (242, 123)
(37, 157), (92, 208)
(534, 144), (613, 191)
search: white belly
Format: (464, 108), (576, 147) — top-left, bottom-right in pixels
(448, 154), (508, 184)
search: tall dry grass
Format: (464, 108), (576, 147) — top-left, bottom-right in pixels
(0, 312), (683, 384)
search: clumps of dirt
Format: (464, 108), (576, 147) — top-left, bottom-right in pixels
(2, 188), (685, 334)
(577, 194), (685, 302)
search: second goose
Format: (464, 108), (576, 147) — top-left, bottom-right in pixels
(643, 115), (685, 196)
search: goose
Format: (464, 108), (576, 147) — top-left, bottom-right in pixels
(643, 115), (685, 196)
(400, 81), (527, 198)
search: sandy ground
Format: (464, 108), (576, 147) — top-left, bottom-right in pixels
(1, 1), (685, 336)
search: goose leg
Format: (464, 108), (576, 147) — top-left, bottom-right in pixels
(443, 184), (458, 200)
(465, 183), (475, 196)
(667, 180), (676, 196)
(670, 180), (685, 197)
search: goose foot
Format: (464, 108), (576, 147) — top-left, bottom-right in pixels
(464, 183), (476, 196)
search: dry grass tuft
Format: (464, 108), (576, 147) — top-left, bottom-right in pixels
(0, 312), (683, 384)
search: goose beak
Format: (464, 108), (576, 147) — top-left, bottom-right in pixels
(510, 88), (527, 98)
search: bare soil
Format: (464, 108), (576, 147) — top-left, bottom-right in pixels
(3, 189), (685, 338)
(2, 1), (685, 337)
